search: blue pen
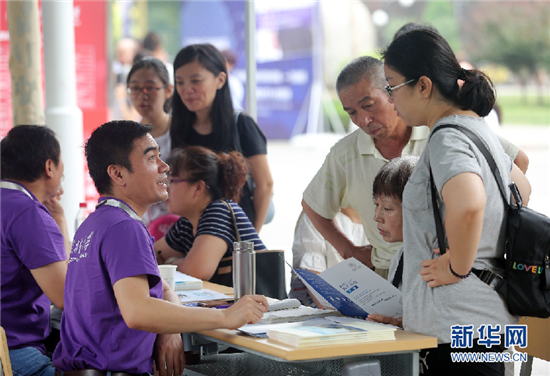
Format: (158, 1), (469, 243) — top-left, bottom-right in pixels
(214, 304), (232, 309)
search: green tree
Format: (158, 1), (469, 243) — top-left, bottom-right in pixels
(422, 0), (461, 52)
(147, 1), (182, 59)
(462, 2), (550, 104)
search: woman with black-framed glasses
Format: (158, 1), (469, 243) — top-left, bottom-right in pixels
(383, 29), (531, 376)
(154, 146), (266, 288)
(126, 57), (173, 151)
(126, 57), (174, 225)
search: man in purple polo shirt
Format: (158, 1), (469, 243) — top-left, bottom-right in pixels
(1, 125), (69, 376)
(53, 120), (268, 376)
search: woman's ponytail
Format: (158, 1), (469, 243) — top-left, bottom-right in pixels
(217, 151), (248, 202)
(167, 146), (249, 202)
(458, 68), (496, 117)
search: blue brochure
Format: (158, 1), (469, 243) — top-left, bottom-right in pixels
(293, 258), (403, 320)
(294, 269), (369, 319)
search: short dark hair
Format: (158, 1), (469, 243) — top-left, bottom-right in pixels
(336, 56), (387, 95)
(170, 44), (234, 152)
(143, 32), (162, 52)
(373, 156), (418, 202)
(1, 125), (60, 182)
(128, 56), (172, 112)
(393, 22), (439, 40)
(220, 49), (237, 66)
(167, 146), (248, 202)
(383, 29), (495, 117)
(127, 56), (170, 87)
(85, 120), (152, 195)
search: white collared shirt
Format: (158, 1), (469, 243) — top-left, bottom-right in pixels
(303, 126), (429, 270)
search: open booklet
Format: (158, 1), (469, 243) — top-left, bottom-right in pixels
(295, 257), (402, 320)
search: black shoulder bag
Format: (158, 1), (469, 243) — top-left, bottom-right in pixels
(430, 124), (550, 318)
(222, 200), (288, 300)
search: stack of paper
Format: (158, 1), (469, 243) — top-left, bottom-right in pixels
(174, 271), (203, 291)
(177, 289), (231, 303)
(267, 319), (396, 347)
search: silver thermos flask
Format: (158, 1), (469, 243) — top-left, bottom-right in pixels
(232, 241), (256, 300)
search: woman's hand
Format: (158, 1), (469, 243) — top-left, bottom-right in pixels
(366, 314), (403, 329)
(425, 172), (484, 288)
(419, 250), (460, 288)
(155, 237), (179, 264)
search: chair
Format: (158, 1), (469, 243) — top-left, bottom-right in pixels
(214, 249), (289, 300)
(148, 214), (180, 241)
(0, 327), (13, 376)
(255, 249), (288, 300)
(518, 317), (550, 376)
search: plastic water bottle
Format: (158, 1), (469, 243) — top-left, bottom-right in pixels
(232, 241), (256, 300)
(75, 202), (88, 232)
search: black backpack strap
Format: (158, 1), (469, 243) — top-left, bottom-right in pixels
(392, 253), (404, 288)
(430, 124), (508, 292)
(431, 124), (509, 207)
(429, 167), (448, 255)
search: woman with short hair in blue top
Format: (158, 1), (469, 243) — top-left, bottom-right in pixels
(155, 145), (266, 287)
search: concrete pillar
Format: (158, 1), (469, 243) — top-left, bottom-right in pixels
(7, 0), (44, 125)
(42, 0), (84, 237)
(245, 0), (256, 120)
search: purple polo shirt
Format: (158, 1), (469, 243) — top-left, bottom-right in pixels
(0, 181), (66, 353)
(53, 197), (163, 374)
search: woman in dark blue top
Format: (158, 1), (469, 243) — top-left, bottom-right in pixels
(155, 146), (266, 287)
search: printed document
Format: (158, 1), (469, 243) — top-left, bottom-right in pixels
(295, 257), (402, 319)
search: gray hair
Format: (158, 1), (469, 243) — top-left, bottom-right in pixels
(373, 156), (419, 201)
(336, 56), (387, 94)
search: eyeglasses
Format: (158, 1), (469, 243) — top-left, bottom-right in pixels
(167, 178), (191, 186)
(167, 178), (211, 190)
(126, 84), (167, 96)
(384, 79), (416, 97)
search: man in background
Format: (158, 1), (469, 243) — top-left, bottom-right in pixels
(221, 49), (245, 110)
(302, 56), (528, 279)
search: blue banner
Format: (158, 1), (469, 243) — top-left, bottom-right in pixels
(179, 1), (315, 139)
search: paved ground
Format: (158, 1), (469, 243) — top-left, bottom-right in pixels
(259, 125), (550, 375)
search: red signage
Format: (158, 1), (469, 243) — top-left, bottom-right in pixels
(1, 1), (107, 202)
(0, 1), (9, 136)
(73, 0), (108, 141)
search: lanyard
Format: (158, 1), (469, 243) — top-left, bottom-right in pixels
(96, 198), (144, 224)
(0, 181), (33, 199)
